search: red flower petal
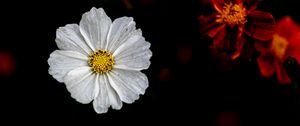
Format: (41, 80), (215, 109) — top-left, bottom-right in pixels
(245, 11), (275, 41)
(231, 38), (244, 59)
(275, 16), (300, 64)
(274, 60), (292, 84)
(275, 16), (300, 40)
(212, 26), (245, 59)
(208, 24), (226, 38)
(285, 32), (300, 63)
(198, 14), (223, 37)
(231, 26), (245, 59)
(212, 25), (227, 50)
(257, 55), (275, 77)
(211, 0), (225, 13)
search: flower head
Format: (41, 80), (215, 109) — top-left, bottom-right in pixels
(198, 0), (275, 59)
(215, 2), (247, 27)
(48, 7), (152, 113)
(256, 16), (300, 84)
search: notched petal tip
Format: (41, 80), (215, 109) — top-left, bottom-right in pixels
(89, 7), (105, 14)
(79, 7), (113, 51)
(93, 103), (109, 114)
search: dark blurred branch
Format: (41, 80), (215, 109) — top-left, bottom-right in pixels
(284, 56), (300, 83)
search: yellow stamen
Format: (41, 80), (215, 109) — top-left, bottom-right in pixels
(88, 50), (114, 74)
(216, 2), (247, 26)
(272, 34), (289, 60)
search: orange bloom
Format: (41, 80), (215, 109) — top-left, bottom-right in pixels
(256, 16), (300, 84)
(198, 0), (275, 59)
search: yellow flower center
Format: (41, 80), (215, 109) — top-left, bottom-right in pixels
(216, 2), (247, 26)
(88, 50), (114, 74)
(272, 34), (289, 60)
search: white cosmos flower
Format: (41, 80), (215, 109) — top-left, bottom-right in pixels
(48, 7), (152, 114)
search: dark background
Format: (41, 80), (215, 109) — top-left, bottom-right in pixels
(1, 0), (299, 125)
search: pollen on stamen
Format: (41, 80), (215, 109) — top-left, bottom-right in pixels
(88, 50), (115, 74)
(216, 2), (247, 26)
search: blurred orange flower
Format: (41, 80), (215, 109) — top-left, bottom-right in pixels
(0, 51), (15, 76)
(198, 0), (275, 59)
(256, 16), (300, 84)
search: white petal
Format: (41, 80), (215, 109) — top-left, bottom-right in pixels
(106, 17), (136, 52)
(79, 7), (112, 51)
(107, 69), (148, 104)
(93, 74), (122, 114)
(48, 50), (88, 82)
(56, 24), (92, 55)
(105, 74), (123, 110)
(64, 66), (97, 104)
(113, 33), (152, 71)
(93, 74), (109, 113)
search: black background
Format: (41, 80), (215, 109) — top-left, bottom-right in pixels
(1, 0), (299, 125)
